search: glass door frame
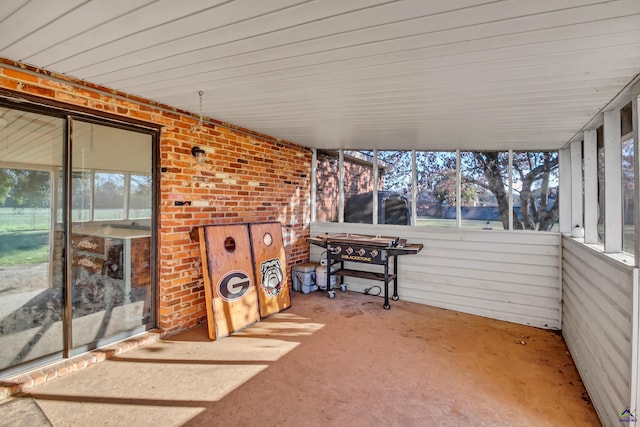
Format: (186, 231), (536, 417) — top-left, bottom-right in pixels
(0, 92), (160, 375)
(66, 116), (159, 356)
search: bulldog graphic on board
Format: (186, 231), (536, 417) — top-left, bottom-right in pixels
(249, 221), (291, 317)
(260, 258), (285, 298)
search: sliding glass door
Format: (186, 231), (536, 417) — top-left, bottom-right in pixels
(0, 105), (155, 377)
(0, 109), (65, 372)
(70, 120), (153, 351)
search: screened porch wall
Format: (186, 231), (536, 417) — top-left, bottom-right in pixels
(561, 237), (634, 427)
(310, 222), (561, 330)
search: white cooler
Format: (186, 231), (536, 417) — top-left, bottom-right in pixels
(291, 263), (318, 293)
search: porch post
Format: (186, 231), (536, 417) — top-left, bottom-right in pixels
(339, 150), (344, 223)
(630, 85), (640, 416)
(372, 150), (378, 224)
(584, 130), (598, 244)
(604, 108), (622, 253)
(311, 148), (317, 223)
(570, 140), (583, 232)
(559, 148), (572, 234)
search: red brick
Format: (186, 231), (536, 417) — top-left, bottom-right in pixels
(2, 68), (39, 83)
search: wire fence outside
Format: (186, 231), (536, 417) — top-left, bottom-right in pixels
(0, 208), (51, 232)
(0, 208), (152, 232)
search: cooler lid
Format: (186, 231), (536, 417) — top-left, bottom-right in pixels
(291, 262), (318, 273)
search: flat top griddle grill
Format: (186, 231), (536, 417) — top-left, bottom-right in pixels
(307, 233), (423, 309)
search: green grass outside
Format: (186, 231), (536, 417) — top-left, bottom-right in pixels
(0, 207), (151, 267)
(0, 208), (51, 265)
(0, 207), (151, 232)
(0, 230), (50, 266)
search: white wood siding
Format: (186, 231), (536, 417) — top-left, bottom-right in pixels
(310, 223), (560, 329)
(562, 237), (634, 427)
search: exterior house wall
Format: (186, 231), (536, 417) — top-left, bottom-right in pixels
(0, 60), (312, 334)
(315, 151), (383, 222)
(342, 159), (380, 200)
(315, 153), (340, 222)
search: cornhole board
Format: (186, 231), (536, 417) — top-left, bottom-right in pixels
(249, 221), (291, 318)
(198, 224), (260, 340)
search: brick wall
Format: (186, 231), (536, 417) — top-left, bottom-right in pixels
(0, 60), (312, 334)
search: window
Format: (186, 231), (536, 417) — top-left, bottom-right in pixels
(560, 100), (640, 260)
(60, 170), (150, 222)
(622, 136), (634, 254)
(315, 150), (339, 222)
(621, 102), (633, 136)
(415, 151), (457, 227)
(621, 102), (634, 255)
(343, 150), (376, 224)
(93, 172), (125, 220)
(460, 151), (508, 229)
(377, 150), (411, 225)
(129, 174), (152, 219)
(512, 152), (559, 231)
(0, 168), (52, 231)
(597, 126), (605, 244)
(314, 149), (559, 231)
(68, 170), (92, 222)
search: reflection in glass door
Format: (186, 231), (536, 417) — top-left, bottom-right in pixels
(70, 121), (153, 351)
(0, 109), (65, 373)
(0, 107), (154, 377)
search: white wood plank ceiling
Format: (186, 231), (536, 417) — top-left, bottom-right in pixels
(1, 0), (639, 151)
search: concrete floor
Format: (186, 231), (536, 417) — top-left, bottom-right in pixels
(0, 290), (600, 426)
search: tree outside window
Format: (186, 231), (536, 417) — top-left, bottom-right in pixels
(460, 152), (508, 229)
(512, 152), (559, 231)
(622, 137), (634, 255)
(129, 174), (152, 219)
(315, 149), (559, 231)
(377, 151), (411, 225)
(93, 172), (125, 220)
(415, 151), (460, 227)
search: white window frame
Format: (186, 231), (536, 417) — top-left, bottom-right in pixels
(314, 149), (559, 232)
(563, 75), (640, 265)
